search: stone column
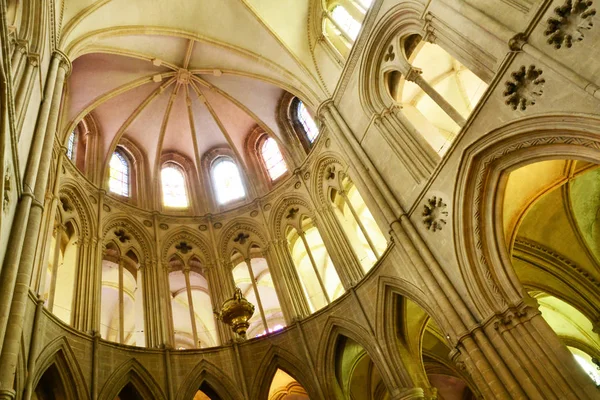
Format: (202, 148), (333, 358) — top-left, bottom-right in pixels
(313, 205), (364, 287)
(22, 296), (45, 400)
(160, 262), (175, 347)
(339, 190), (380, 258)
(72, 237), (92, 331)
(244, 258), (268, 332)
(204, 263), (232, 344)
(270, 240), (311, 318)
(298, 230), (331, 304)
(183, 266), (199, 347)
(405, 69), (466, 127)
(373, 108), (437, 183)
(118, 257), (125, 344)
(143, 261), (165, 348)
(0, 52), (70, 399)
(47, 223), (63, 311)
(14, 55), (38, 133)
(319, 102), (505, 398)
(262, 245), (294, 325)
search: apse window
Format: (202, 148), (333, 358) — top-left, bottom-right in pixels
(162, 164), (189, 208)
(297, 101), (319, 143)
(331, 5), (361, 40)
(108, 151), (130, 197)
(67, 130), (77, 161)
(261, 137), (287, 181)
(212, 158), (246, 204)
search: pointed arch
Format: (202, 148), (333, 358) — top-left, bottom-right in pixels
(316, 316), (397, 397)
(175, 359), (244, 400)
(102, 214), (154, 263)
(250, 345), (320, 400)
(268, 195), (313, 240)
(374, 276), (457, 392)
(161, 227), (212, 266)
(454, 113), (600, 318)
(58, 183), (96, 238)
(98, 358), (166, 400)
(33, 337), (89, 400)
(218, 218), (269, 259)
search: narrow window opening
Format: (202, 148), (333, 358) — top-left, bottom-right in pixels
(109, 151), (130, 197)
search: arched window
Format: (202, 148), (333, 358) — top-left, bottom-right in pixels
(161, 164), (189, 208)
(67, 130), (77, 161)
(331, 184), (387, 272)
(232, 255), (284, 338)
(388, 35), (488, 155)
(168, 256), (218, 349)
(100, 248), (145, 346)
(331, 5), (361, 40)
(261, 137), (287, 181)
(287, 217), (343, 312)
(109, 151), (130, 197)
(323, 0), (370, 57)
(42, 221), (78, 324)
(296, 101), (319, 144)
(211, 158), (246, 204)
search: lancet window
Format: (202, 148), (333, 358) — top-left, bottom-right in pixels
(168, 255), (218, 349)
(330, 183), (387, 272)
(100, 246), (145, 346)
(286, 216), (343, 312)
(232, 252), (284, 338)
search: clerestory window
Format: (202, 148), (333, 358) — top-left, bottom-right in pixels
(261, 137), (287, 181)
(211, 158), (246, 204)
(162, 164), (189, 208)
(108, 151), (130, 197)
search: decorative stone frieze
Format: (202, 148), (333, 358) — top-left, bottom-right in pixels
(503, 66), (545, 110)
(545, 0), (596, 49)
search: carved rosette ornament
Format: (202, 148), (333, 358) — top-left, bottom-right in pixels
(545, 0), (596, 49)
(422, 196), (448, 232)
(215, 287), (255, 339)
(3, 170), (11, 213)
(503, 66), (545, 110)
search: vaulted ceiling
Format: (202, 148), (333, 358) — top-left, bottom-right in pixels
(58, 0), (333, 194)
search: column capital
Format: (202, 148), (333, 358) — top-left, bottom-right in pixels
(404, 67), (423, 83)
(53, 50), (72, 76)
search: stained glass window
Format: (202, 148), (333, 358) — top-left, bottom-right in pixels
(331, 6), (361, 40)
(162, 164), (188, 207)
(261, 137), (287, 181)
(109, 151), (129, 197)
(297, 101), (319, 143)
(67, 130), (77, 161)
(212, 158), (245, 204)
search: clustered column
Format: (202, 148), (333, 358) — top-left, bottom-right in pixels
(0, 51), (70, 400)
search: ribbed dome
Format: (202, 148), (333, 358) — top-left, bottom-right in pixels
(64, 36), (308, 208)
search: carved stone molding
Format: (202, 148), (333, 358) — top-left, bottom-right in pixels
(503, 66), (545, 110)
(545, 0), (596, 49)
